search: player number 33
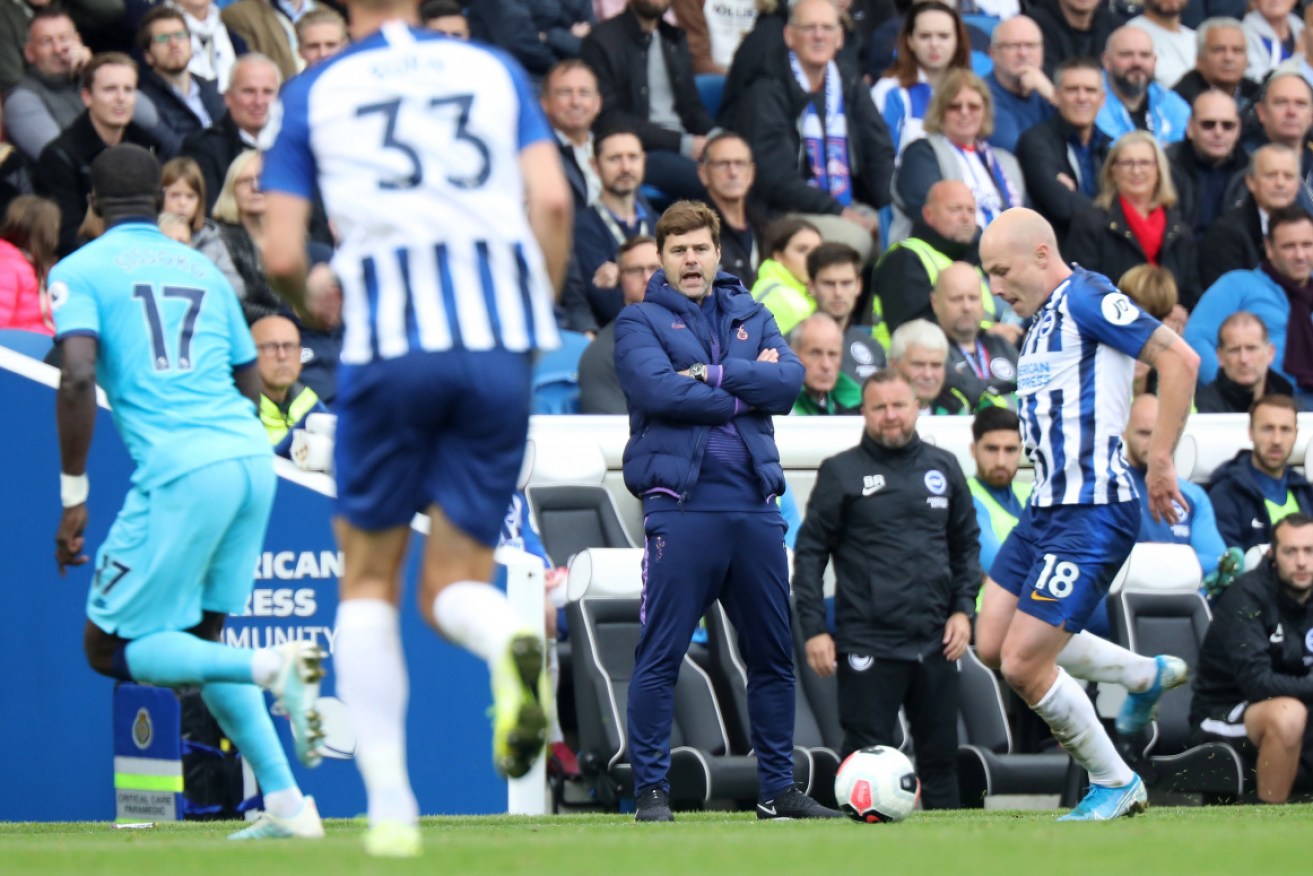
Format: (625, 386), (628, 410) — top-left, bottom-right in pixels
(357, 94), (490, 191)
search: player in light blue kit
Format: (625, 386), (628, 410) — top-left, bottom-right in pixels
(975, 208), (1200, 821)
(53, 145), (326, 840)
(260, 0), (572, 857)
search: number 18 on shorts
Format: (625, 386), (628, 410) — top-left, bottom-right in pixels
(992, 502), (1140, 633)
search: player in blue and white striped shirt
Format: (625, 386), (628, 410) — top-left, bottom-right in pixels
(974, 208), (1200, 821)
(261, 0), (573, 857)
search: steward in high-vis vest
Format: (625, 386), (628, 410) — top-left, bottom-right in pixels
(251, 315), (330, 459)
(750, 218), (824, 336)
(1207, 395), (1313, 552)
(966, 407), (1031, 610)
(259, 381), (327, 454)
(870, 183), (1004, 347)
(871, 234), (1000, 350)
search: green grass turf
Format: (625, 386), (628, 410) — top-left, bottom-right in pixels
(3, 806), (1312, 876)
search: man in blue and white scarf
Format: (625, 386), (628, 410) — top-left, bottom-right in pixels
(735, 0), (896, 263)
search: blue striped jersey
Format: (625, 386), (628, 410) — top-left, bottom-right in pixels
(1016, 266), (1161, 507)
(50, 222), (269, 490)
(262, 22), (560, 364)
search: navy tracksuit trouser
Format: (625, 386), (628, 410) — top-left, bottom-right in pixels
(626, 508), (796, 800)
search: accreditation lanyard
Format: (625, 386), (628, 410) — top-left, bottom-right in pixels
(595, 202), (653, 247)
(959, 340), (990, 380)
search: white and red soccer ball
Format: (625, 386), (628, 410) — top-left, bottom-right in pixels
(834, 745), (920, 824)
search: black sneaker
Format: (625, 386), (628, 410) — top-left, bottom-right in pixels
(756, 787), (844, 820)
(635, 787), (674, 822)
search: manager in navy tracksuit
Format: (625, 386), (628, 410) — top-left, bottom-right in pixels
(614, 200), (840, 823)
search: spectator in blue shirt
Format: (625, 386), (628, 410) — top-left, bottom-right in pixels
(1123, 393), (1225, 575)
(566, 128), (658, 331)
(985, 15), (1055, 153)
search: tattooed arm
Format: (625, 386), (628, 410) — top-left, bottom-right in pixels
(1138, 324), (1201, 524)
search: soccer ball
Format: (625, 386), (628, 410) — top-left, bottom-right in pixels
(834, 745), (919, 824)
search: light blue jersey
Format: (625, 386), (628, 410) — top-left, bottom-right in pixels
(262, 21), (560, 364)
(1016, 266), (1160, 508)
(50, 221), (269, 490)
(1127, 467), (1226, 576)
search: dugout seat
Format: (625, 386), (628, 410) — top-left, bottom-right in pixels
(565, 548), (765, 810)
(696, 74), (726, 118)
(955, 648), (1072, 807)
(1108, 543), (1204, 597)
(524, 439), (636, 567)
(699, 602), (830, 803)
(1243, 544), (1269, 573)
(1107, 586), (1247, 800)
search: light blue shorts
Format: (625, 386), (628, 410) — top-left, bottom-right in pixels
(87, 456), (275, 639)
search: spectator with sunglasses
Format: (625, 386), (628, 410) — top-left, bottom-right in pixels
(1168, 90), (1249, 242)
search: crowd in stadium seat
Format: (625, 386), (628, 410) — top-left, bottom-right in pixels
(8, 0), (1313, 806)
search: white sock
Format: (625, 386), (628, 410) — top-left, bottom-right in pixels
(263, 786), (305, 818)
(547, 641), (563, 744)
(250, 648), (282, 688)
(335, 599), (418, 826)
(1032, 668), (1134, 787)
(1057, 631), (1158, 692)
(432, 581), (520, 666)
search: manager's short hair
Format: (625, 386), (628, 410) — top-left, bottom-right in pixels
(655, 200), (720, 253)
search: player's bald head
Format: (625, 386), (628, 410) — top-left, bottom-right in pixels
(980, 207), (1057, 257)
(1122, 392), (1158, 468)
(979, 208), (1066, 318)
(1129, 392), (1158, 421)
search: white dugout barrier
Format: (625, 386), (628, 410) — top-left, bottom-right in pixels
(514, 412), (1304, 543)
(291, 411), (1313, 548)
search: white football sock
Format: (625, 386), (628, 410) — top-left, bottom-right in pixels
(547, 641), (563, 744)
(1058, 631), (1158, 692)
(335, 599), (418, 826)
(250, 648), (282, 688)
(1032, 668), (1134, 787)
(262, 786), (305, 819)
(432, 581), (520, 666)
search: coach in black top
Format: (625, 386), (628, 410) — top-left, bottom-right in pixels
(793, 369), (979, 809)
(1190, 513), (1313, 804)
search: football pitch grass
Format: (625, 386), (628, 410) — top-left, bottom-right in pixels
(4, 806), (1312, 876)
